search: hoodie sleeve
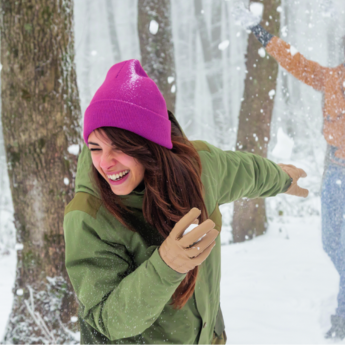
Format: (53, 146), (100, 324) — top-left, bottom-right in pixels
(64, 205), (185, 341)
(266, 36), (328, 92)
(199, 142), (291, 205)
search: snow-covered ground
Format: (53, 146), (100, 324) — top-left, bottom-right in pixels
(0, 214), (341, 343)
(221, 216), (340, 344)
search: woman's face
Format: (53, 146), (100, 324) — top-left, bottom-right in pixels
(88, 130), (145, 195)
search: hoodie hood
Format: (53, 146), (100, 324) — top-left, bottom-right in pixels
(75, 144), (100, 198)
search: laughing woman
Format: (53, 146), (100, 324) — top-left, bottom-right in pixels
(63, 59), (308, 344)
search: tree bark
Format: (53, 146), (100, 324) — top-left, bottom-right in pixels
(1, 0), (82, 343)
(194, 0), (228, 149)
(137, 0), (176, 113)
(232, 0), (281, 243)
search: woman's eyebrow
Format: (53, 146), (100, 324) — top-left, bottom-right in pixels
(88, 141), (100, 146)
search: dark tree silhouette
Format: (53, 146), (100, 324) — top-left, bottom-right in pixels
(232, 0), (281, 243)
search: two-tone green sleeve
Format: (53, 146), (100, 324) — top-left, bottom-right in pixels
(201, 143), (291, 205)
(64, 212), (185, 341)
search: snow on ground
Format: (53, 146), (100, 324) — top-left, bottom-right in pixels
(0, 215), (342, 343)
(221, 216), (341, 344)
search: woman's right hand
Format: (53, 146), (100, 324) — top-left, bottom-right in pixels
(159, 208), (218, 274)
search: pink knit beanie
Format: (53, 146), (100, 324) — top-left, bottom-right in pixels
(83, 59), (172, 149)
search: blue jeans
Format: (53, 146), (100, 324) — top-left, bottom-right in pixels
(321, 159), (345, 318)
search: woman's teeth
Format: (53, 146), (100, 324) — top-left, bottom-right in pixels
(107, 170), (129, 181)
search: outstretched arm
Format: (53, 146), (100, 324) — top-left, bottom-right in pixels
(264, 34), (326, 92)
(199, 142), (308, 205)
(232, 4), (329, 91)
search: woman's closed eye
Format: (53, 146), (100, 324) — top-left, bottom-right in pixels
(88, 141), (102, 151)
(111, 148), (122, 153)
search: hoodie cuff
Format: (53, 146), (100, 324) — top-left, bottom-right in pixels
(150, 248), (186, 285)
(282, 175), (293, 193)
(251, 24), (274, 47)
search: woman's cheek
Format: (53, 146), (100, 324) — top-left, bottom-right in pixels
(120, 155), (136, 168)
(91, 154), (101, 170)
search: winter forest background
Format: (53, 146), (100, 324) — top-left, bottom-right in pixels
(1, 0), (345, 343)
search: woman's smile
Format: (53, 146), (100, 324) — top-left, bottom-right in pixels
(106, 169), (130, 185)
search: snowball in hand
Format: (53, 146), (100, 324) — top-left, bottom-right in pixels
(231, 3), (261, 29)
(183, 224), (206, 244)
(183, 223), (199, 236)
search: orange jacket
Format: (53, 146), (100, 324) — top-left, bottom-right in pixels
(266, 36), (345, 159)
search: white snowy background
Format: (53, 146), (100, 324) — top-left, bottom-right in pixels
(1, 0), (345, 343)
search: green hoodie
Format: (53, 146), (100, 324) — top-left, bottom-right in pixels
(64, 140), (291, 344)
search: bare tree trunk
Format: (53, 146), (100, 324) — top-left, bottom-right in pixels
(224, 4), (233, 132)
(106, 0), (122, 63)
(194, 0), (228, 149)
(279, 0), (300, 138)
(280, 0), (294, 138)
(232, 0), (281, 243)
(174, 0), (197, 136)
(323, 0), (338, 66)
(1, 0), (82, 343)
(137, 0), (176, 113)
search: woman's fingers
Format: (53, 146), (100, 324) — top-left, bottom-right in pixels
(185, 229), (219, 258)
(179, 219), (215, 247)
(296, 186), (309, 198)
(298, 168), (307, 178)
(278, 163), (309, 198)
(280, 164), (307, 179)
(189, 240), (216, 267)
(171, 207), (201, 238)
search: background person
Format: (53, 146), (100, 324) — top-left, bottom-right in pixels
(233, 4), (345, 339)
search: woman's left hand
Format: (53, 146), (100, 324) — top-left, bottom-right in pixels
(278, 163), (309, 198)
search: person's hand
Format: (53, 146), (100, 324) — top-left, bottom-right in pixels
(278, 163), (309, 198)
(159, 208), (218, 274)
(231, 3), (261, 30)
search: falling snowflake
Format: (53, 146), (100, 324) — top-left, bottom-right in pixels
(149, 20), (159, 35)
(218, 40), (230, 51)
(258, 47), (266, 58)
(268, 89), (276, 99)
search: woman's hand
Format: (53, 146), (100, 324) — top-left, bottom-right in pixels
(278, 163), (309, 198)
(159, 208), (218, 274)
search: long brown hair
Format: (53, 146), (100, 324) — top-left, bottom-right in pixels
(92, 112), (208, 309)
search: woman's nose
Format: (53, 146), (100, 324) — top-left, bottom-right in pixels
(100, 154), (116, 171)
